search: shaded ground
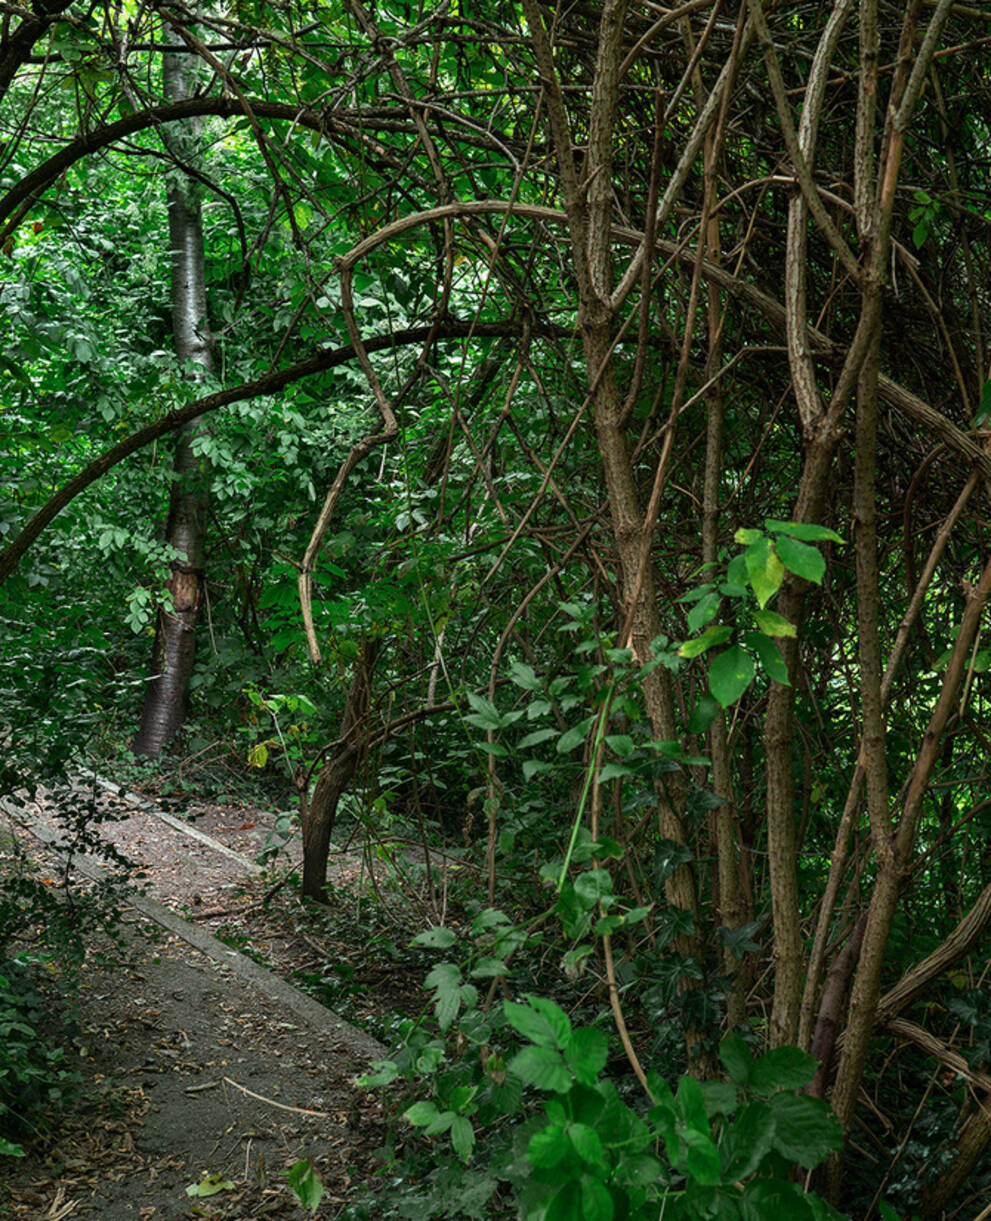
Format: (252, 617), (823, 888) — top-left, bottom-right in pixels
(0, 782), (403, 1220)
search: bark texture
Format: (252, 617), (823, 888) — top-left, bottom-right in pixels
(133, 31), (214, 758)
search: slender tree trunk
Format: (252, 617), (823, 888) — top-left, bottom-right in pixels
(133, 30), (213, 758)
(301, 637), (381, 903)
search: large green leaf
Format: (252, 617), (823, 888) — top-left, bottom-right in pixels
(504, 995), (571, 1049)
(719, 1100), (774, 1180)
(718, 1033), (753, 1085)
(775, 535), (826, 584)
(768, 1093), (843, 1167)
(679, 624), (733, 658)
(508, 1045), (571, 1092)
(708, 646), (756, 707)
(749, 1045), (817, 1094)
(744, 536), (785, 608)
(744, 631), (789, 685)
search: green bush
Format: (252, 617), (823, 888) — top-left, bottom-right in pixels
(0, 954), (81, 1157)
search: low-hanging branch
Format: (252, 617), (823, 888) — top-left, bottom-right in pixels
(0, 320), (564, 585)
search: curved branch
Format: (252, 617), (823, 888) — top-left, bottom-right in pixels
(0, 97), (371, 243)
(0, 320), (562, 584)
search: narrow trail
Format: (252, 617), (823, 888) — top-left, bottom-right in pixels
(0, 778), (392, 1220)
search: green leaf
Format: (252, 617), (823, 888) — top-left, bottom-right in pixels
(744, 631), (790, 685)
(768, 1093), (843, 1167)
(411, 926), (457, 949)
(675, 1074), (710, 1134)
(564, 1027), (609, 1085)
(424, 1110), (455, 1136)
(568, 1122), (606, 1166)
(765, 519), (844, 544)
(186, 1173), (237, 1197)
(687, 694), (720, 734)
(753, 609), (796, 637)
(509, 660), (543, 690)
(687, 591), (722, 633)
(775, 535), (826, 584)
(523, 759), (557, 779)
(470, 956), (508, 978)
(742, 1178), (816, 1220)
(545, 1181), (583, 1221)
(720, 1100), (775, 1180)
(504, 995), (572, 1049)
(358, 1059), (399, 1087)
(750, 1045), (817, 1094)
(597, 762), (633, 783)
(464, 691), (502, 729)
(450, 1115), (475, 1162)
(508, 1045), (571, 1092)
(557, 716), (595, 753)
(404, 1100), (439, 1126)
(734, 528), (763, 544)
(574, 869), (613, 910)
(708, 646), (756, 708)
(287, 1159), (325, 1212)
(519, 727), (559, 749)
(581, 1174), (615, 1221)
(527, 1123), (570, 1168)
(745, 536), (786, 608)
(681, 1126), (723, 1186)
(976, 379), (991, 426)
(679, 624), (733, 658)
(719, 1033), (753, 1085)
(604, 734), (636, 757)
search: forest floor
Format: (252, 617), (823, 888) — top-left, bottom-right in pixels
(0, 775), (431, 1220)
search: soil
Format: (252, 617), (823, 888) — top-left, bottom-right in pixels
(0, 778), (414, 1221)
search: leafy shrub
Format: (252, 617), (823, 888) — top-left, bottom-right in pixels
(0, 954), (81, 1157)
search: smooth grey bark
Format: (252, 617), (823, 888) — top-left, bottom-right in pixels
(133, 33), (214, 758)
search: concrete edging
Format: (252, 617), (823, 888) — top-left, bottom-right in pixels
(0, 794), (387, 1062)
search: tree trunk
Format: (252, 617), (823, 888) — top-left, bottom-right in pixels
(301, 637), (381, 903)
(133, 28), (214, 758)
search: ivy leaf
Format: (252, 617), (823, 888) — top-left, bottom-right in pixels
(708, 646), (756, 707)
(775, 535), (826, 584)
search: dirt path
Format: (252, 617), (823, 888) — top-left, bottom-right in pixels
(0, 781), (393, 1220)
